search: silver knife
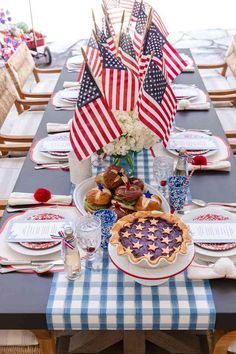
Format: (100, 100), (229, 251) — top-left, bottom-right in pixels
(0, 259), (63, 266)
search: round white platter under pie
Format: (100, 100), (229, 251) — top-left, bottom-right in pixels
(168, 131), (218, 158)
(73, 177), (170, 216)
(6, 207), (73, 257)
(37, 133), (70, 161)
(108, 243), (194, 286)
(181, 207), (236, 262)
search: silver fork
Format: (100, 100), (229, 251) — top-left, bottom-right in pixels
(175, 126), (212, 135)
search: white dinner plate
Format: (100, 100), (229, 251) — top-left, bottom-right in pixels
(172, 84), (199, 100)
(108, 243), (194, 286)
(73, 176), (170, 216)
(167, 131), (218, 157)
(181, 207), (236, 262)
(6, 207), (72, 256)
(38, 133), (70, 161)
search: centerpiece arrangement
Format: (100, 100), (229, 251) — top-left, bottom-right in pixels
(103, 111), (157, 174)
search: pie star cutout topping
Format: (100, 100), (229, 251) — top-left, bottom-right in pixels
(162, 227), (172, 234)
(135, 232), (144, 239)
(125, 246), (133, 253)
(148, 243), (158, 251)
(136, 224), (144, 230)
(147, 234), (157, 241)
(138, 218), (146, 223)
(150, 218), (158, 225)
(175, 235), (182, 243)
(162, 246), (172, 255)
(122, 231), (131, 238)
(161, 236), (171, 245)
(148, 226), (156, 233)
(133, 241), (143, 250)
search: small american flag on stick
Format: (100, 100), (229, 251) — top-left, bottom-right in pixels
(118, 31), (139, 76)
(133, 6), (148, 57)
(137, 57), (177, 147)
(143, 3), (169, 38)
(100, 44), (140, 111)
(70, 50), (122, 161)
(77, 35), (102, 82)
(101, 17), (117, 56)
(103, 0), (133, 25)
(139, 23), (187, 81)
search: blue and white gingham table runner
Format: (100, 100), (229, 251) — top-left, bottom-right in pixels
(46, 149), (215, 330)
(46, 256), (215, 330)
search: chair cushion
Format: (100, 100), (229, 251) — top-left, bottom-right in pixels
(216, 107), (236, 131)
(200, 69), (231, 91)
(0, 157), (25, 200)
(30, 78), (58, 94)
(1, 109), (43, 137)
(0, 330), (38, 346)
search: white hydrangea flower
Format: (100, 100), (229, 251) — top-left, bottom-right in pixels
(103, 110), (158, 156)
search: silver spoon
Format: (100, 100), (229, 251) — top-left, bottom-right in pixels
(192, 199), (236, 208)
(0, 264), (54, 274)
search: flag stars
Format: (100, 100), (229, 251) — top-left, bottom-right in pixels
(133, 241), (143, 250)
(148, 243), (158, 252)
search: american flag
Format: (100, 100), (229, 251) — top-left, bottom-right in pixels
(133, 7), (147, 57)
(118, 31), (139, 76)
(143, 3), (169, 37)
(139, 24), (187, 81)
(137, 58), (177, 146)
(70, 63), (122, 161)
(100, 44), (140, 111)
(101, 18), (117, 56)
(128, 0), (141, 30)
(77, 36), (102, 82)
(102, 11), (116, 37)
(104, 0), (133, 25)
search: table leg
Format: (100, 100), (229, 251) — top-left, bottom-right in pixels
(213, 330), (236, 354)
(31, 330), (56, 354)
(123, 331), (146, 354)
(69, 330), (123, 353)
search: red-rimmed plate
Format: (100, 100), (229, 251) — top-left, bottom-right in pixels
(182, 207), (236, 260)
(108, 243), (194, 286)
(6, 207), (72, 256)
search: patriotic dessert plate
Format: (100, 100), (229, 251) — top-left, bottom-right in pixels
(182, 207), (236, 261)
(168, 131), (218, 157)
(6, 208), (71, 256)
(108, 242), (194, 286)
(73, 177), (170, 216)
(38, 133), (70, 161)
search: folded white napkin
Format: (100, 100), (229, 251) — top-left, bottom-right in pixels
(47, 120), (72, 133)
(8, 192), (72, 206)
(188, 160), (231, 172)
(63, 81), (81, 89)
(188, 258), (236, 279)
(177, 99), (210, 111)
(183, 66), (195, 73)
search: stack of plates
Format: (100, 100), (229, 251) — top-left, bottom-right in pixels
(182, 207), (236, 263)
(66, 55), (83, 72)
(172, 84), (199, 101)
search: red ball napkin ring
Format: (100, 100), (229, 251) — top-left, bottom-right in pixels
(192, 155), (208, 168)
(34, 188), (52, 203)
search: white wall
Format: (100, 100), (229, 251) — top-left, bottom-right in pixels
(1, 0), (236, 42)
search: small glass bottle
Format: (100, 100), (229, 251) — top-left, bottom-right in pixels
(174, 149), (189, 177)
(63, 224), (81, 281)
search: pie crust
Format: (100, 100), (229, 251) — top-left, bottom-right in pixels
(110, 211), (192, 266)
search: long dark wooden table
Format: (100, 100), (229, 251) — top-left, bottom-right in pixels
(1, 49), (236, 331)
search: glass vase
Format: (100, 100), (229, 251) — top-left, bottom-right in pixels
(112, 151), (135, 176)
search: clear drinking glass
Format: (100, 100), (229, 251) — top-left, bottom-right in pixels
(153, 156), (174, 197)
(75, 215), (102, 270)
(91, 149), (105, 168)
